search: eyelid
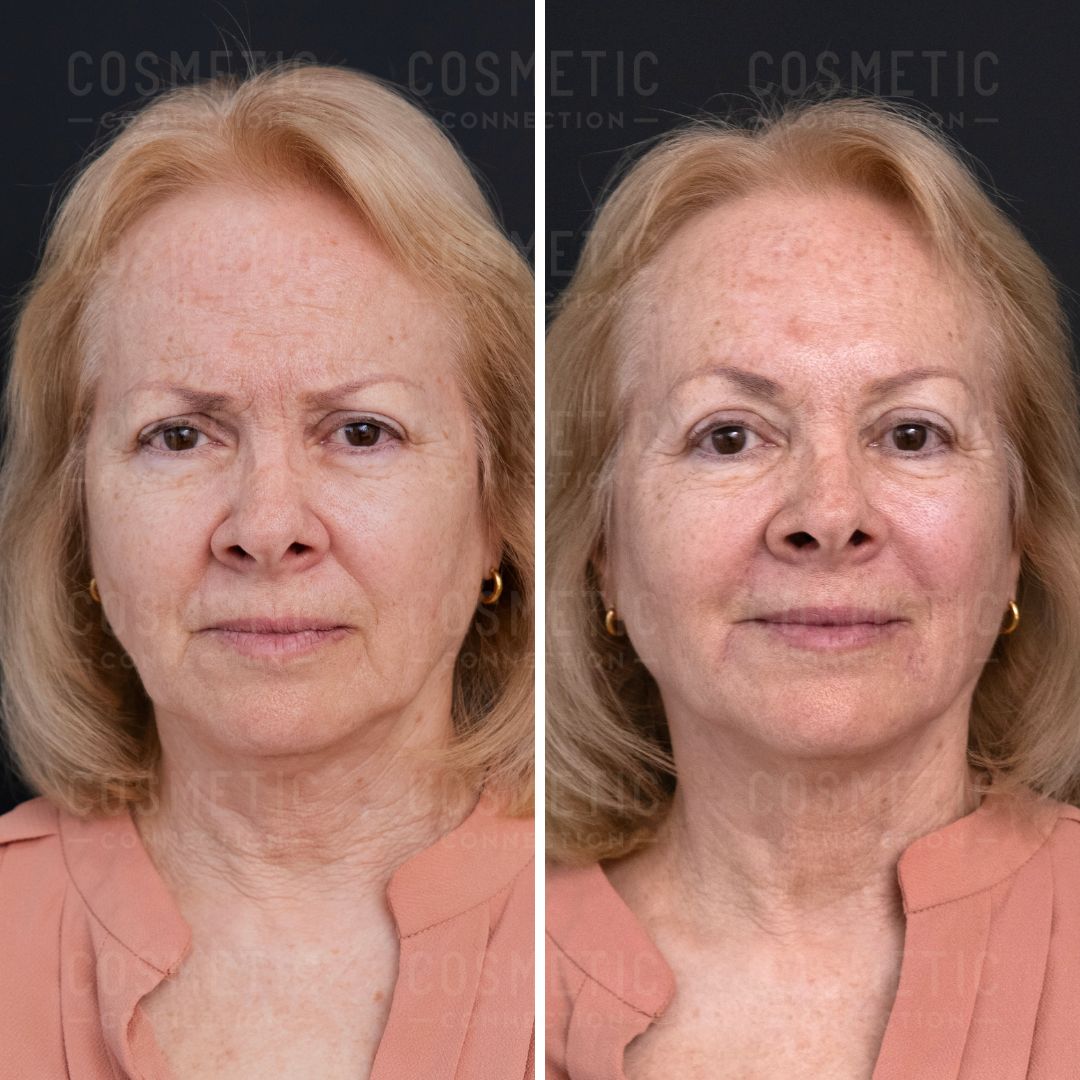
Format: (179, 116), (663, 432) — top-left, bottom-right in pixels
(136, 414), (403, 453)
(688, 414), (774, 455)
(325, 416), (404, 447)
(687, 412), (954, 458)
(872, 415), (954, 453)
(137, 417), (211, 452)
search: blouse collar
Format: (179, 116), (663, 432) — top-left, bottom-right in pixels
(57, 782), (533, 969)
(43, 782), (530, 1077)
(548, 777), (1079, 1017)
(895, 778), (1079, 911)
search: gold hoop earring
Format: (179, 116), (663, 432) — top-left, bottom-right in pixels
(479, 567), (503, 606)
(604, 608), (624, 637)
(1000, 599), (1020, 636)
(89, 578), (101, 604)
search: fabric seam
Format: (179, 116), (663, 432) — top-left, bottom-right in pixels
(546, 929), (661, 1019)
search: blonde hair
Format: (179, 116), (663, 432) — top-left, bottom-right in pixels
(547, 95), (1080, 863)
(0, 60), (533, 818)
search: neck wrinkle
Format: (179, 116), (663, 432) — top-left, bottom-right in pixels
(607, 716), (984, 943)
(132, 702), (478, 918)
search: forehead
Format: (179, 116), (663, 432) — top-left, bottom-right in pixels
(91, 181), (456, 400)
(621, 186), (995, 405)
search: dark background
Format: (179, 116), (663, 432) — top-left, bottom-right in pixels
(0, 1), (534, 813)
(545, 0), (1080, 350)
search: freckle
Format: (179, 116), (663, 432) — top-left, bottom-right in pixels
(785, 314), (810, 343)
(373, 990), (385, 1002)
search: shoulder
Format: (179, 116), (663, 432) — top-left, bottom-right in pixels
(1001, 790), (1080, 905)
(545, 860), (624, 980)
(1045, 803), (1080, 825)
(0, 796), (59, 847)
(1019, 788), (1080, 841)
(1041, 794), (1080, 847)
(546, 859), (608, 925)
(0, 796), (66, 898)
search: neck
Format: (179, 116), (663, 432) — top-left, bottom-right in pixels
(607, 704), (985, 943)
(132, 699), (479, 922)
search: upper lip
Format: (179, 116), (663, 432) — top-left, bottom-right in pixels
(206, 616), (346, 634)
(753, 606), (902, 626)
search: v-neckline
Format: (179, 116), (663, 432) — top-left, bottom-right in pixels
(57, 784), (531, 1079)
(554, 778), (1065, 1079)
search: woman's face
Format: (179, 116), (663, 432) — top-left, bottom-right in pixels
(603, 187), (1021, 761)
(84, 182), (494, 757)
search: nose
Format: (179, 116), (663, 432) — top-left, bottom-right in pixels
(763, 439), (884, 565)
(209, 443), (331, 573)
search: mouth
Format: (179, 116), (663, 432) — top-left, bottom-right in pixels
(201, 622), (352, 660)
(749, 610), (905, 652)
(206, 616), (347, 634)
(753, 606), (902, 627)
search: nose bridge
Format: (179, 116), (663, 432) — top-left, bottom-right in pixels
(215, 426), (322, 563)
(799, 428), (864, 510)
(232, 422), (310, 503)
(775, 420), (874, 555)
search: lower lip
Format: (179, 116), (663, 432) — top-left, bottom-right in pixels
(204, 627), (351, 658)
(752, 620), (904, 650)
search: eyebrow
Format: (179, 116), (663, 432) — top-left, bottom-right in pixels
(124, 375), (421, 411)
(667, 363), (974, 402)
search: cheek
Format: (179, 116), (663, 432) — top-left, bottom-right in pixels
(888, 480), (1012, 638)
(612, 465), (1012, 646)
(334, 468), (487, 629)
(611, 474), (756, 661)
(86, 450), (487, 644)
(86, 466), (216, 651)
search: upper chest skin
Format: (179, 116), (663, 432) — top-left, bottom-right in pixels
(138, 923), (401, 1080)
(620, 919), (905, 1080)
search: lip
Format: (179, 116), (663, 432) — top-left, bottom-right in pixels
(202, 626), (352, 659)
(748, 606), (906, 652)
(206, 616), (347, 634)
(753, 606), (902, 627)
(751, 620), (904, 651)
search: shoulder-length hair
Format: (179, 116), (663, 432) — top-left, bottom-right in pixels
(0, 60), (533, 818)
(547, 94), (1080, 864)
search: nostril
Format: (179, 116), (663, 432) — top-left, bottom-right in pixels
(789, 531), (816, 549)
(851, 529), (868, 546)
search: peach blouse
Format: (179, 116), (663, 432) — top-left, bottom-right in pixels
(547, 783), (1080, 1079)
(0, 785), (534, 1079)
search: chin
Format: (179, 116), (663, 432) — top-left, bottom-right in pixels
(726, 691), (920, 763)
(189, 695), (360, 758)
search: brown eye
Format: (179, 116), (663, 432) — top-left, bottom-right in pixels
(342, 421), (385, 448)
(885, 421), (952, 454)
(710, 425), (750, 455)
(892, 423), (928, 452)
(159, 426), (201, 452)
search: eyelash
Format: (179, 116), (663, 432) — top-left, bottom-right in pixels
(692, 418), (955, 458)
(136, 416), (402, 456)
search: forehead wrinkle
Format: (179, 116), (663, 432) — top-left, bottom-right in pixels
(617, 196), (1003, 424)
(121, 373), (422, 411)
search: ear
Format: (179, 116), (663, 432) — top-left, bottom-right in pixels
(1007, 543), (1022, 601)
(481, 514), (505, 575)
(590, 534), (611, 609)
